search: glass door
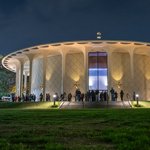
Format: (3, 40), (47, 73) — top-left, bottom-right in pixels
(88, 52), (108, 90)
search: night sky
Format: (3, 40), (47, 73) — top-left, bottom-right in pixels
(0, 0), (150, 55)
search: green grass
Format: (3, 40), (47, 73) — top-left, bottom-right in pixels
(0, 109), (149, 150)
(0, 101), (61, 109)
(131, 100), (150, 108)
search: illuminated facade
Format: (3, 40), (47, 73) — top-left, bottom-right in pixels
(2, 40), (150, 100)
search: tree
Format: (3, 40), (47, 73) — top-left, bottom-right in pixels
(0, 56), (15, 95)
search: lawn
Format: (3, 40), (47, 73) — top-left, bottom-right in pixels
(0, 101), (61, 109)
(131, 100), (150, 108)
(0, 109), (149, 150)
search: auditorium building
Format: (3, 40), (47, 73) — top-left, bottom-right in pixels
(2, 40), (150, 100)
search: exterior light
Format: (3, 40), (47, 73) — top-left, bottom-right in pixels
(135, 94), (139, 106)
(53, 94), (57, 106)
(135, 94), (139, 98)
(74, 81), (79, 89)
(97, 32), (102, 39)
(53, 94), (56, 98)
(117, 81), (122, 89)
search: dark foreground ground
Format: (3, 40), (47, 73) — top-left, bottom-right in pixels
(0, 109), (149, 150)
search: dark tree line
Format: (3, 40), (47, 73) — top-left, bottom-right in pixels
(0, 56), (15, 96)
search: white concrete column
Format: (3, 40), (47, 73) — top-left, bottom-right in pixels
(129, 50), (134, 94)
(29, 59), (33, 95)
(19, 60), (24, 97)
(83, 49), (88, 93)
(24, 71), (28, 95)
(61, 52), (66, 94)
(107, 51), (112, 92)
(26, 54), (35, 95)
(130, 51), (134, 81)
(15, 64), (20, 97)
(145, 53), (150, 100)
(42, 54), (47, 101)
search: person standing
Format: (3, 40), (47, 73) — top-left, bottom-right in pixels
(68, 93), (72, 101)
(120, 90), (124, 101)
(110, 88), (115, 101)
(126, 93), (130, 101)
(100, 91), (104, 101)
(133, 91), (136, 101)
(114, 91), (118, 101)
(40, 93), (43, 101)
(104, 91), (107, 101)
(80, 93), (84, 101)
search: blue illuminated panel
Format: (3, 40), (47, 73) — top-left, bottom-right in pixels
(88, 52), (108, 90)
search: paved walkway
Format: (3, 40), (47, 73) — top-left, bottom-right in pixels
(59, 101), (132, 109)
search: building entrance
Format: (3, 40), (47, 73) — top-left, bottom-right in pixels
(88, 52), (108, 90)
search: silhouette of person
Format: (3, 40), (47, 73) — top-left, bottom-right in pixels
(68, 93), (72, 101)
(133, 91), (136, 101)
(40, 93), (43, 101)
(114, 91), (118, 101)
(100, 91), (104, 101)
(110, 88), (115, 101)
(120, 90), (124, 101)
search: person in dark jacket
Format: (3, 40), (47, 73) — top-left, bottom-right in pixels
(120, 90), (124, 101)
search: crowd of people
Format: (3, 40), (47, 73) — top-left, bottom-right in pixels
(74, 88), (126, 102)
(37, 87), (130, 102)
(10, 87), (136, 102)
(11, 93), (36, 102)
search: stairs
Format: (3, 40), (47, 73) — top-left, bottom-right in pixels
(59, 101), (131, 109)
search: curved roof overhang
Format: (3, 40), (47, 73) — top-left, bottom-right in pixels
(2, 40), (150, 73)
